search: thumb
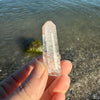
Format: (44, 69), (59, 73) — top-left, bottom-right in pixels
(6, 58), (48, 100)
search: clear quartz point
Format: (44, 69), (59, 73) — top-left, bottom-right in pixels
(42, 21), (61, 76)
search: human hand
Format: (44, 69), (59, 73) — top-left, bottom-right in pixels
(0, 56), (72, 100)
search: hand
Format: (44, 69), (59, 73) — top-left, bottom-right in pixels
(0, 57), (72, 100)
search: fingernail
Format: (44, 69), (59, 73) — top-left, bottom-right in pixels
(33, 59), (45, 78)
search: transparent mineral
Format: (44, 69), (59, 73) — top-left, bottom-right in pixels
(42, 21), (61, 76)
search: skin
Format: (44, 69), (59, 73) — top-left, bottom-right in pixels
(0, 56), (72, 100)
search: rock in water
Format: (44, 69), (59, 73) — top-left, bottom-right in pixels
(26, 40), (43, 54)
(42, 21), (61, 76)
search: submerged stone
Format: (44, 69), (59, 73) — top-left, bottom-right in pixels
(26, 40), (43, 54)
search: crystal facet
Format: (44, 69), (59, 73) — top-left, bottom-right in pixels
(42, 21), (61, 76)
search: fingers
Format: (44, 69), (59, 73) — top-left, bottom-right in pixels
(6, 58), (48, 100)
(45, 60), (72, 90)
(41, 75), (70, 100)
(49, 75), (70, 94)
(43, 60), (72, 100)
(0, 58), (72, 100)
(52, 93), (65, 100)
(0, 59), (34, 100)
(61, 60), (72, 75)
(45, 76), (56, 90)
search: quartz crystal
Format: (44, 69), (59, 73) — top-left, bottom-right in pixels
(42, 21), (61, 76)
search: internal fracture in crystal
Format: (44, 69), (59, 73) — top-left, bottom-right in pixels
(42, 21), (61, 76)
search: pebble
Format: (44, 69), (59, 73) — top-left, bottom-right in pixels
(92, 94), (100, 99)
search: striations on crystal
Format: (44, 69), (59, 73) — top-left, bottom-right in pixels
(42, 21), (61, 76)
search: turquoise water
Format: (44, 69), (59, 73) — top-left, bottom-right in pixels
(0, 0), (100, 78)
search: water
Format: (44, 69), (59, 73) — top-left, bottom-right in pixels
(0, 0), (100, 99)
(0, 0), (100, 78)
(0, 0), (100, 56)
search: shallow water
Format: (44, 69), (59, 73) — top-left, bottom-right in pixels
(0, 0), (100, 58)
(0, 0), (100, 99)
